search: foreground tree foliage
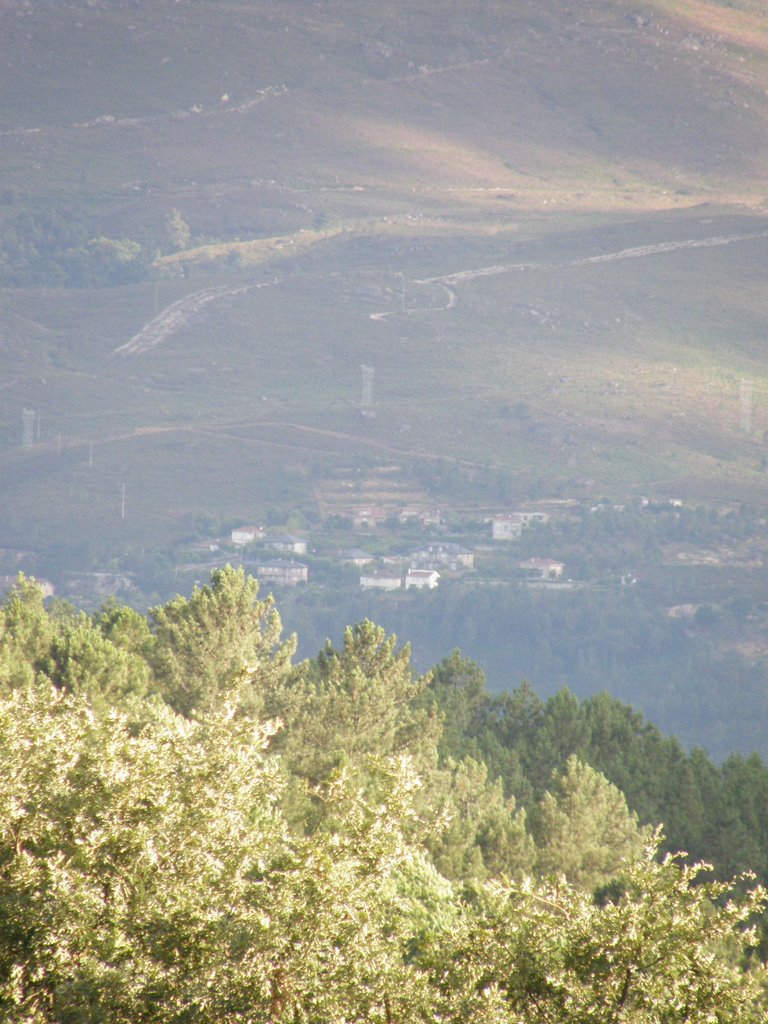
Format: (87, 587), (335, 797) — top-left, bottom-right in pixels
(0, 574), (765, 1022)
(425, 842), (766, 1024)
(0, 681), (764, 1024)
(0, 684), (429, 1023)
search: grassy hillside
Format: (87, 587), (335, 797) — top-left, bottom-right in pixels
(1, 0), (768, 548)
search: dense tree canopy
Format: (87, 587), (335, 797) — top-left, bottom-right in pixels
(0, 572), (766, 1022)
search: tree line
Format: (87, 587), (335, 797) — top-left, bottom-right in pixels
(282, 574), (768, 762)
(0, 206), (195, 289)
(0, 567), (766, 1021)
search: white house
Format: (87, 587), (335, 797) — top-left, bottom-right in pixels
(231, 525), (264, 546)
(338, 549), (376, 567)
(360, 570), (402, 591)
(380, 554), (408, 568)
(491, 514), (525, 541)
(412, 542), (474, 570)
(492, 511), (550, 541)
(405, 568), (440, 590)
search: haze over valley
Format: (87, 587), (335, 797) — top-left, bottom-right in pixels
(2, 0), (768, 757)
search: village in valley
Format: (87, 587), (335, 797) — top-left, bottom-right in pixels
(0, 503), (574, 609)
(4, 431), (763, 621)
(170, 498), (580, 593)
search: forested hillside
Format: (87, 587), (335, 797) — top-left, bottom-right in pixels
(1, 570), (766, 1021)
(279, 565), (768, 763)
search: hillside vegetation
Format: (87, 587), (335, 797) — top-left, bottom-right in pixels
(0, 570), (767, 1021)
(1, 0), (768, 549)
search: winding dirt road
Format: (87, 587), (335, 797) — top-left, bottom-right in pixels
(0, 86), (289, 139)
(118, 228), (768, 352)
(415, 229), (768, 288)
(111, 279), (279, 357)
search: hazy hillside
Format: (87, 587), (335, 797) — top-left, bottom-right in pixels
(1, 0), (767, 547)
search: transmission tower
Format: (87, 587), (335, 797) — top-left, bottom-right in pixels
(740, 380), (753, 435)
(361, 364), (374, 407)
(22, 408), (35, 447)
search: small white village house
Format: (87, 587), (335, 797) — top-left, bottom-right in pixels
(338, 549), (376, 567)
(492, 511), (550, 541)
(405, 569), (440, 590)
(231, 525), (264, 546)
(411, 542), (474, 570)
(267, 534), (308, 556)
(492, 514), (524, 540)
(380, 554), (408, 568)
(360, 570), (402, 591)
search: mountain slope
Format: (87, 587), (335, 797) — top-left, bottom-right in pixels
(0, 0), (767, 546)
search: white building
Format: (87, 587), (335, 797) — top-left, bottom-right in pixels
(256, 560), (308, 586)
(492, 511), (549, 541)
(268, 534), (308, 556)
(492, 514), (524, 540)
(231, 525), (264, 546)
(338, 549), (376, 567)
(405, 569), (440, 590)
(411, 542), (474, 570)
(360, 570), (402, 591)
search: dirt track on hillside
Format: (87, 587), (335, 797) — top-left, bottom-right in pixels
(0, 87), (289, 139)
(35, 419), (484, 469)
(416, 229), (768, 288)
(115, 228), (768, 353)
(111, 279), (279, 357)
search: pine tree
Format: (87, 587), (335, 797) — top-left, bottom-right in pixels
(148, 566), (295, 716)
(282, 620), (441, 786)
(533, 755), (649, 891)
(426, 756), (535, 881)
